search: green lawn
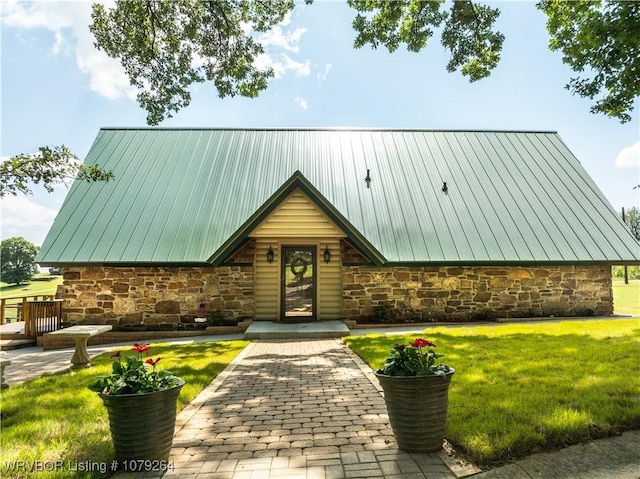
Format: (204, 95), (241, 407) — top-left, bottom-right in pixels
(613, 279), (640, 317)
(0, 340), (249, 479)
(344, 319), (640, 467)
(0, 275), (64, 322)
(0, 275), (63, 300)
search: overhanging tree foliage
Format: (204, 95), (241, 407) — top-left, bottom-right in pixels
(90, 0), (639, 125)
(349, 0), (504, 82)
(0, 237), (39, 285)
(0, 145), (114, 197)
(539, 0), (640, 123)
(90, 0), (300, 125)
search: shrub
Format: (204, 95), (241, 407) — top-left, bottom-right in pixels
(206, 310), (236, 326)
(371, 302), (398, 323)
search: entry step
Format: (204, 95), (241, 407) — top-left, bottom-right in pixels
(244, 320), (350, 339)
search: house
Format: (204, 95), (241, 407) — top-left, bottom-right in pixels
(36, 128), (640, 325)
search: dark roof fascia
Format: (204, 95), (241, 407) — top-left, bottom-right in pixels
(39, 260), (639, 268)
(37, 262), (217, 269)
(208, 170), (387, 266)
(381, 260), (639, 267)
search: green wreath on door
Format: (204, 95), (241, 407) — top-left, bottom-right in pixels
(290, 255), (308, 282)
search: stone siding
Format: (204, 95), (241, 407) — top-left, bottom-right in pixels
(60, 266), (254, 325)
(342, 265), (612, 321)
(60, 264), (613, 324)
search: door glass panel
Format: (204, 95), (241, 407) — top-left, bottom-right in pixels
(283, 247), (314, 318)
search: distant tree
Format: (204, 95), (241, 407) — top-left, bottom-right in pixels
(612, 265), (640, 280)
(0, 145), (114, 197)
(622, 206), (640, 241)
(90, 0), (639, 125)
(0, 237), (39, 285)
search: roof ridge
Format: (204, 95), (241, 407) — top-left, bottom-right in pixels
(98, 127), (559, 134)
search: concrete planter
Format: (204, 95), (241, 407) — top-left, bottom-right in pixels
(375, 369), (455, 453)
(99, 380), (184, 463)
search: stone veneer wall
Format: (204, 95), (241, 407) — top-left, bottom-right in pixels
(342, 265), (612, 321)
(60, 266), (254, 325)
(60, 264), (613, 324)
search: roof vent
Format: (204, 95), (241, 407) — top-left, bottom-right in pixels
(441, 182), (448, 194)
(365, 169), (372, 188)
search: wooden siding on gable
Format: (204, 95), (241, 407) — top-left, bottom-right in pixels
(251, 189), (346, 238)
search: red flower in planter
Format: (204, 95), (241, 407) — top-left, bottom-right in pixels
(379, 338), (451, 377)
(411, 338), (436, 349)
(89, 344), (181, 396)
(411, 338), (429, 348)
(145, 357), (161, 368)
(132, 343), (150, 353)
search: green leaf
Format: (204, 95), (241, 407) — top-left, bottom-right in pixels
(90, 0), (294, 125)
(537, 0), (639, 123)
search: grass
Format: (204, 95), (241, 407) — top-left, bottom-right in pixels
(0, 274), (63, 298)
(0, 340), (249, 479)
(0, 274), (64, 315)
(344, 319), (640, 467)
(0, 274), (64, 322)
(613, 279), (640, 317)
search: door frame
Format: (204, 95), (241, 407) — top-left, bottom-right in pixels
(280, 245), (317, 321)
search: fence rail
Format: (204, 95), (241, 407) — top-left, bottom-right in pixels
(0, 295), (62, 339)
(1, 295), (55, 325)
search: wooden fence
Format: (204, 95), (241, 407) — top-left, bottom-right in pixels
(25, 300), (63, 337)
(1, 295), (55, 325)
(0, 295), (62, 339)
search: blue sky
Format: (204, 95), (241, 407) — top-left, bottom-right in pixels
(1, 0), (639, 247)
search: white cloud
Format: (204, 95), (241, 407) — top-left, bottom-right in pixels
(1, 0), (70, 30)
(615, 142), (640, 168)
(0, 195), (59, 246)
(251, 12), (311, 80)
(1, 0), (136, 101)
(1, 1), (310, 104)
(317, 63), (332, 83)
(281, 54), (311, 77)
(259, 25), (307, 53)
(255, 53), (311, 79)
(75, 34), (137, 101)
(294, 96), (308, 110)
(278, 11), (292, 27)
(51, 30), (65, 55)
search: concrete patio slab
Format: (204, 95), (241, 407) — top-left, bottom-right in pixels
(244, 321), (350, 339)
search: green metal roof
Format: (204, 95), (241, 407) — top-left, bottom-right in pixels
(208, 170), (386, 266)
(36, 128), (640, 265)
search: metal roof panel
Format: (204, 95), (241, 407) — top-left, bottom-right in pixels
(36, 129), (640, 265)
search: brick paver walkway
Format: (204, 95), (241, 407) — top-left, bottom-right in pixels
(153, 339), (459, 479)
